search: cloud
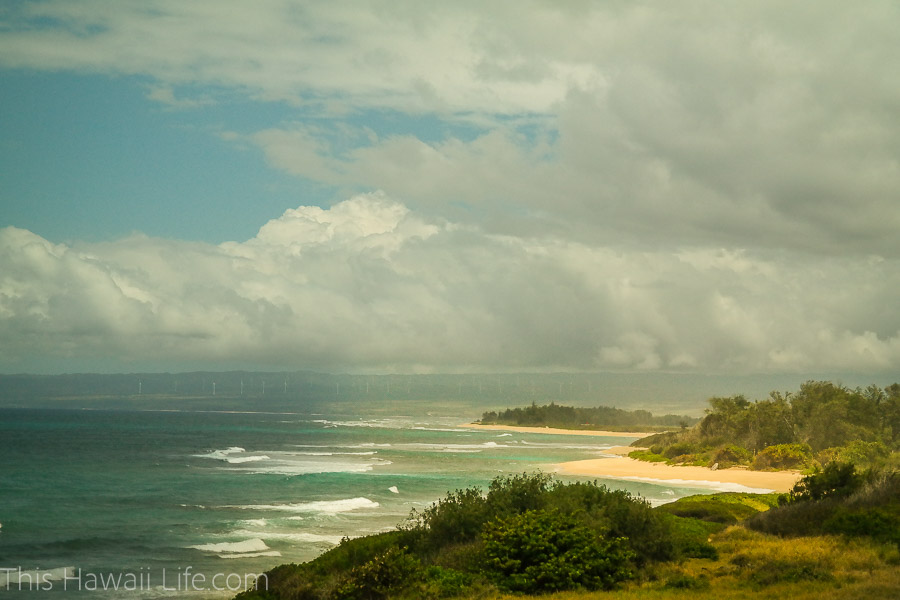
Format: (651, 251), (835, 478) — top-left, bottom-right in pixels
(2, 2), (899, 373)
(0, 0), (592, 115)
(3, 1), (899, 259)
(1, 193), (898, 373)
(145, 85), (214, 109)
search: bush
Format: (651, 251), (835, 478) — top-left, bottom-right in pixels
(406, 486), (488, 551)
(419, 566), (476, 599)
(752, 443), (812, 470)
(746, 496), (838, 537)
(790, 461), (862, 502)
(823, 507), (900, 545)
(817, 440), (891, 469)
(663, 441), (697, 459)
(657, 494), (764, 525)
(629, 449), (668, 463)
(745, 558), (834, 587)
(548, 480), (675, 562)
(484, 471), (553, 515)
(746, 465), (898, 539)
(481, 509), (633, 593)
(335, 546), (423, 600)
(712, 444), (752, 467)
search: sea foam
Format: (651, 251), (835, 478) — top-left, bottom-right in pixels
(189, 538), (270, 554)
(195, 447), (271, 463)
(605, 475), (774, 494)
(229, 530), (345, 545)
(226, 497), (380, 515)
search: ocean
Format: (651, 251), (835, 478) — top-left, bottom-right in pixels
(1, 397), (728, 598)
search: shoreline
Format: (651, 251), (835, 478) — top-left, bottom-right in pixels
(557, 446), (802, 493)
(461, 424), (802, 493)
(463, 423), (658, 438)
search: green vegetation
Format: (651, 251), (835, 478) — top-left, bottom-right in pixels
(234, 380), (900, 599)
(747, 462), (900, 546)
(480, 402), (698, 432)
(635, 381), (900, 471)
(234, 468), (898, 600)
(235, 473), (701, 599)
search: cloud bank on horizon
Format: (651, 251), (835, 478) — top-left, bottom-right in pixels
(1, 1), (898, 374)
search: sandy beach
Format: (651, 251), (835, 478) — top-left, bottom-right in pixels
(463, 424), (801, 493)
(464, 423), (657, 438)
(557, 445), (802, 492)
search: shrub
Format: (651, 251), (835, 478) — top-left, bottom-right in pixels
(845, 469), (900, 508)
(548, 480), (675, 562)
(663, 441), (697, 459)
(335, 546), (423, 600)
(484, 471), (553, 515)
(420, 566), (477, 599)
(481, 509), (633, 593)
(746, 496), (837, 537)
(713, 444), (752, 467)
(752, 443), (812, 470)
(406, 486), (488, 551)
(657, 494), (764, 524)
(745, 558), (833, 587)
(629, 449), (668, 463)
(790, 461), (862, 502)
(817, 440), (891, 469)
(823, 507), (900, 545)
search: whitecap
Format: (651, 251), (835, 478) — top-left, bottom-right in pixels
(229, 530), (345, 545)
(232, 460), (387, 476)
(218, 551), (282, 559)
(225, 455), (270, 464)
(189, 538), (270, 554)
(225, 497), (380, 515)
(598, 475), (773, 494)
(388, 486), (399, 494)
(397, 442), (510, 453)
(240, 519), (267, 527)
(195, 447), (259, 462)
(289, 451), (377, 456)
(411, 427), (465, 432)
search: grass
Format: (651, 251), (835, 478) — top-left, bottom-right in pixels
(235, 485), (899, 600)
(486, 529), (900, 600)
(628, 449), (668, 462)
(656, 492), (782, 524)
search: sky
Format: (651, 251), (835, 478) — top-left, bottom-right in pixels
(1, 1), (899, 376)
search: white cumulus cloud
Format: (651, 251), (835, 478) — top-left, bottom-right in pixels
(1, 192), (898, 374)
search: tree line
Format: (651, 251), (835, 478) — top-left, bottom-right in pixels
(638, 381), (900, 470)
(480, 402), (699, 431)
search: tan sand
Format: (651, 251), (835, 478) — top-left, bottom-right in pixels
(557, 448), (801, 492)
(462, 424), (801, 492)
(463, 423), (657, 438)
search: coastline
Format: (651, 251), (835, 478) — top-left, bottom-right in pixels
(461, 424), (802, 493)
(463, 423), (658, 438)
(556, 446), (802, 493)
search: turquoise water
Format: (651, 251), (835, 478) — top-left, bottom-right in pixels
(0, 401), (722, 598)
